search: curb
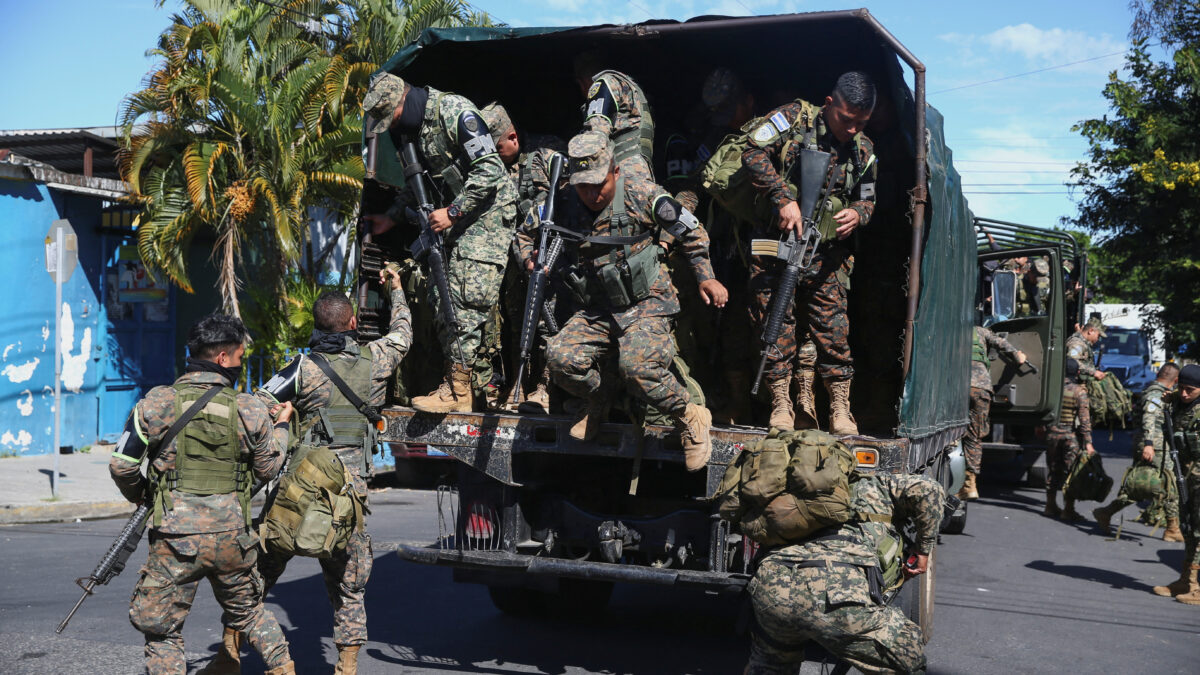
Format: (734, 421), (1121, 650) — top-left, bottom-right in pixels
(0, 501), (137, 525)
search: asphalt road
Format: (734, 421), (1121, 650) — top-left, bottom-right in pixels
(2, 433), (1198, 674)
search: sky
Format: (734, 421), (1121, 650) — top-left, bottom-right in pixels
(0, 0), (1156, 230)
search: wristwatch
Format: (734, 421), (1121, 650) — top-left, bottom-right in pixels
(447, 203), (463, 221)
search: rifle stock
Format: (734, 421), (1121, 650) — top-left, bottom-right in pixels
(512, 153), (566, 403)
(400, 141), (466, 365)
(750, 149), (836, 395)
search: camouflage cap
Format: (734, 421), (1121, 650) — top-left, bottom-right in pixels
(567, 131), (612, 185)
(363, 73), (408, 134)
(1085, 316), (1107, 336)
(702, 67), (744, 127)
(480, 103), (513, 143)
(1032, 258), (1049, 276)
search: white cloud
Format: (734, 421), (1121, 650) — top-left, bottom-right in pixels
(981, 24), (1125, 65)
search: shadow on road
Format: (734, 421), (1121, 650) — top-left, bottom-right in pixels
(1025, 559), (1153, 592)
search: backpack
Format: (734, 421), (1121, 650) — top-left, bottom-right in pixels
(260, 444), (365, 558)
(1085, 374), (1133, 428)
(716, 428), (856, 546)
(1118, 462), (1164, 503)
(1063, 452), (1113, 502)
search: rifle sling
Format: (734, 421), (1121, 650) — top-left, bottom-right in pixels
(310, 353), (382, 424)
(543, 223), (651, 247)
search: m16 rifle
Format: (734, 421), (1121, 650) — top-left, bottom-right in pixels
(1165, 409), (1192, 538)
(511, 153), (566, 404)
(749, 148), (837, 395)
(56, 503), (149, 633)
(401, 141), (466, 365)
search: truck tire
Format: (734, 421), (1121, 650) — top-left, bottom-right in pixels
(487, 586), (545, 616)
(554, 578), (614, 615)
(941, 499), (968, 535)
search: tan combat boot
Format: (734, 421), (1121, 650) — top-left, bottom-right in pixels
(517, 370), (551, 414)
(766, 375), (794, 430)
(265, 661), (295, 675)
(1044, 489), (1061, 518)
(1163, 518), (1184, 542)
(792, 367), (819, 430)
(196, 626), (241, 675)
(1154, 563), (1199, 598)
(957, 471), (979, 500)
(825, 379), (859, 436)
(569, 397), (610, 441)
(412, 364), (473, 413)
(1061, 497), (1084, 522)
(1092, 502), (1118, 534)
(334, 645), (360, 675)
(677, 403), (713, 471)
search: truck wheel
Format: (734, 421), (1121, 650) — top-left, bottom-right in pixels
(941, 500), (968, 535)
(550, 579), (614, 615)
(487, 586), (546, 617)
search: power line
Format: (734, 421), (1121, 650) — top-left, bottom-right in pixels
(931, 44), (1159, 95)
(954, 159), (1077, 166)
(963, 183), (1075, 187)
(957, 169), (1074, 174)
(963, 191), (1073, 195)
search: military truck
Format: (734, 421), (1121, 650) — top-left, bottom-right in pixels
(356, 10), (976, 641)
(974, 218), (1090, 485)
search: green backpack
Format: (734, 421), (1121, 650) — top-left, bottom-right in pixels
(716, 428), (856, 546)
(1118, 462), (1164, 503)
(260, 445), (365, 558)
(1085, 374), (1133, 428)
(1063, 452), (1114, 503)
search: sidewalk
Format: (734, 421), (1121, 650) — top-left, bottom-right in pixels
(0, 446), (135, 525)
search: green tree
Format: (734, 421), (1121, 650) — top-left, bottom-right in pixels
(1070, 1), (1200, 354)
(119, 0), (494, 331)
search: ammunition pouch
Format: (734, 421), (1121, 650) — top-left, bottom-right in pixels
(566, 242), (661, 309)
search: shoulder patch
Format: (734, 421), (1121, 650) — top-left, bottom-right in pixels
(1067, 345), (1084, 358)
(751, 122), (778, 146)
(1147, 399), (1162, 411)
(769, 111), (790, 133)
(588, 80), (602, 99)
(457, 110), (497, 162)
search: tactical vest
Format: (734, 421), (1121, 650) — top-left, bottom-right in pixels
(1058, 384), (1080, 429)
(560, 176), (661, 308)
(150, 383), (251, 527)
(305, 351), (376, 463)
(593, 70), (655, 167)
(971, 329), (989, 366)
(775, 106), (873, 241)
(1176, 401), (1200, 466)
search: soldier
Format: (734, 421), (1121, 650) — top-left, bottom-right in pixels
(745, 469), (943, 674)
(1044, 358), (1096, 521)
(108, 314), (294, 675)
(578, 62), (655, 183)
(1094, 363), (1182, 540)
(516, 131), (728, 470)
(1018, 257), (1050, 315)
(961, 325), (1026, 500)
(480, 102), (568, 412)
(362, 73), (518, 413)
(741, 71), (878, 434)
(1151, 363), (1200, 605)
(1066, 316), (1110, 381)
(253, 268), (412, 674)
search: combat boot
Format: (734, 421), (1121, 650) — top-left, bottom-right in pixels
(265, 661), (295, 675)
(518, 365), (552, 414)
(196, 626), (241, 675)
(792, 367), (819, 430)
(677, 403), (713, 472)
(1163, 518), (1184, 542)
(1176, 574), (1200, 605)
(334, 645), (360, 674)
(569, 396), (610, 441)
(1154, 564), (1199, 597)
(412, 364), (473, 413)
(766, 375), (794, 429)
(825, 379), (859, 436)
(1043, 489), (1061, 518)
(957, 471), (979, 501)
(1061, 497), (1084, 522)
(1092, 502), (1118, 534)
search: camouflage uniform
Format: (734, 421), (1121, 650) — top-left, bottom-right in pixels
(746, 472), (943, 675)
(366, 78), (518, 368)
(742, 100), (877, 383)
(255, 288), (412, 648)
(1065, 330), (1100, 380)
(965, 326), (1020, 474)
(1172, 396), (1200, 567)
(583, 70), (655, 183)
(1016, 258), (1049, 316)
(1046, 380), (1092, 491)
(1102, 380), (1179, 519)
(109, 372), (291, 674)
(515, 133), (716, 417)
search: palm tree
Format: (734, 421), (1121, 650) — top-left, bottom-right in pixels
(119, 0), (495, 318)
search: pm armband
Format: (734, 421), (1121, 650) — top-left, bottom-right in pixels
(584, 79), (616, 125)
(112, 412), (149, 463)
(458, 111), (497, 163)
(653, 195), (699, 239)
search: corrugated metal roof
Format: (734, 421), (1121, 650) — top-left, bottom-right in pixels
(0, 127), (123, 180)
(0, 150), (129, 199)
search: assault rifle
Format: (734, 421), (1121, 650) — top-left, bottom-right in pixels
(56, 503), (149, 633)
(401, 141), (465, 365)
(1164, 410), (1192, 538)
(749, 148), (837, 395)
(511, 153), (566, 404)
